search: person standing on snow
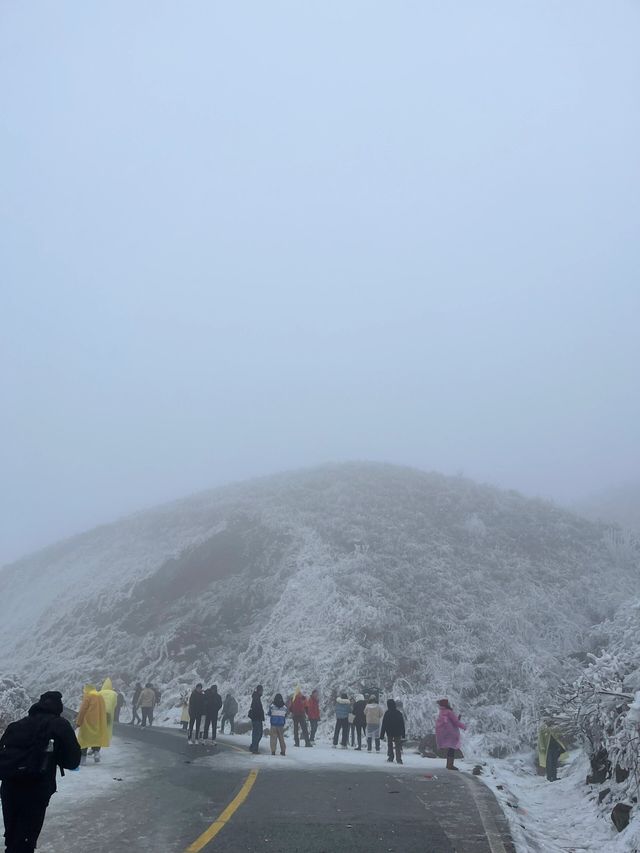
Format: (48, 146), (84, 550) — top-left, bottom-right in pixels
(220, 693), (238, 734)
(333, 693), (351, 748)
(268, 693), (288, 756)
(248, 685), (265, 754)
(380, 699), (405, 764)
(306, 689), (320, 742)
(179, 691), (190, 732)
(435, 698), (466, 770)
(114, 689), (126, 723)
(76, 684), (107, 764)
(129, 682), (142, 725)
(365, 695), (383, 752)
(290, 688), (312, 748)
(203, 685), (222, 742)
(188, 683), (205, 744)
(0, 690), (80, 853)
(138, 684), (156, 727)
(352, 694), (367, 750)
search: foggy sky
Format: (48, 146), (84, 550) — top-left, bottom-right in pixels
(2, 1), (639, 566)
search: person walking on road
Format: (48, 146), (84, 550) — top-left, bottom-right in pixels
(381, 699), (406, 764)
(138, 684), (157, 727)
(0, 690), (80, 853)
(333, 693), (351, 748)
(76, 684), (107, 764)
(188, 684), (205, 744)
(248, 685), (265, 754)
(203, 685), (222, 742)
(220, 693), (238, 734)
(365, 695), (383, 752)
(129, 682), (142, 725)
(352, 694), (367, 750)
(306, 689), (320, 742)
(290, 688), (312, 747)
(435, 698), (466, 770)
(268, 693), (287, 756)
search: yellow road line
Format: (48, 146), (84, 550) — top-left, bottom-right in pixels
(185, 769), (259, 852)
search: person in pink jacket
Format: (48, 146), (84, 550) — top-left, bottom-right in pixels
(435, 698), (466, 770)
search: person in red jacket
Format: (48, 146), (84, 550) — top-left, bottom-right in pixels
(290, 689), (312, 747)
(306, 689), (321, 743)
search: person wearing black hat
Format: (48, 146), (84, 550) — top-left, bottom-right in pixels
(0, 690), (80, 853)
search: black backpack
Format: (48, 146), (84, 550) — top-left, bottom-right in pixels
(0, 715), (56, 781)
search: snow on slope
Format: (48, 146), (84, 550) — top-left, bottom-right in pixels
(1, 463), (637, 752)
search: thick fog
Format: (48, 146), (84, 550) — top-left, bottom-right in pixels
(1, 1), (639, 565)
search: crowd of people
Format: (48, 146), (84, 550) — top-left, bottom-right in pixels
(178, 683), (466, 769)
(0, 680), (466, 852)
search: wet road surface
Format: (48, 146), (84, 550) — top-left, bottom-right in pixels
(35, 724), (515, 853)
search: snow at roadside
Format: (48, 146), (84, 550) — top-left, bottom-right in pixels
(479, 750), (640, 853)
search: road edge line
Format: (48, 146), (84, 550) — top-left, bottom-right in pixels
(462, 774), (511, 853)
(185, 769), (259, 852)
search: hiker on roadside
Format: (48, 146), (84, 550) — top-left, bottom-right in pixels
(188, 683), (205, 744)
(365, 695), (383, 752)
(306, 689), (320, 742)
(435, 698), (466, 770)
(220, 693), (238, 734)
(268, 693), (287, 756)
(0, 690), (80, 853)
(129, 682), (142, 725)
(179, 691), (190, 731)
(76, 684), (107, 764)
(138, 683), (157, 727)
(352, 694), (367, 750)
(381, 699), (406, 764)
(248, 685), (265, 754)
(290, 688), (312, 748)
(114, 689), (126, 723)
(333, 692), (351, 749)
(203, 685), (222, 742)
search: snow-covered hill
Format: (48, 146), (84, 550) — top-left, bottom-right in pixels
(2, 463), (637, 751)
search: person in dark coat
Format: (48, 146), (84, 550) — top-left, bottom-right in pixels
(352, 694), (367, 750)
(0, 691), (81, 853)
(220, 693), (238, 734)
(248, 685), (265, 754)
(380, 698), (406, 764)
(114, 690), (126, 724)
(129, 682), (142, 725)
(203, 685), (223, 741)
(188, 683), (205, 744)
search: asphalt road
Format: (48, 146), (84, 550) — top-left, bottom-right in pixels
(35, 724), (515, 853)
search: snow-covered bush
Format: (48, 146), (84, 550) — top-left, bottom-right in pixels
(0, 677), (31, 734)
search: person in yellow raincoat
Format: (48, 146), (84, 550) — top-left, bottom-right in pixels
(538, 724), (568, 782)
(99, 678), (118, 746)
(76, 684), (107, 764)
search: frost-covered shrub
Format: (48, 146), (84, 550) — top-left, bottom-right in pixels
(0, 677), (31, 734)
(546, 600), (640, 814)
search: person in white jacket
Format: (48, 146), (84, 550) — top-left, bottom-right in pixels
(365, 695), (383, 752)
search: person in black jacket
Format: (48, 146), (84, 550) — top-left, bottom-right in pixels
(352, 694), (367, 751)
(0, 691), (80, 853)
(380, 698), (406, 764)
(129, 682), (142, 725)
(203, 685), (223, 741)
(248, 685), (265, 754)
(187, 683), (205, 744)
